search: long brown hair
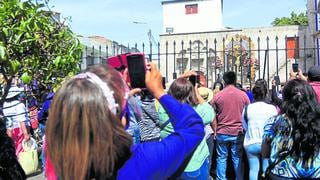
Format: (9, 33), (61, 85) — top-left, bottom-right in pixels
(46, 65), (132, 179)
(168, 78), (199, 106)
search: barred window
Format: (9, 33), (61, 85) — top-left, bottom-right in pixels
(185, 4), (198, 15)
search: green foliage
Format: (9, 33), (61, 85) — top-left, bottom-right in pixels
(0, 0), (82, 101)
(272, 11), (308, 26)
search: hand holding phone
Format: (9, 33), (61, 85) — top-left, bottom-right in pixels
(126, 53), (146, 88)
(292, 63), (299, 73)
(189, 74), (200, 87)
(145, 63), (165, 99)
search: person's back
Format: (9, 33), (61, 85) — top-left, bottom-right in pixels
(244, 101), (277, 146)
(135, 93), (161, 142)
(243, 83), (278, 180)
(262, 79), (320, 179)
(211, 71), (250, 180)
(213, 85), (249, 136)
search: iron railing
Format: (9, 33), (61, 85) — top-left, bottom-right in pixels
(81, 35), (318, 89)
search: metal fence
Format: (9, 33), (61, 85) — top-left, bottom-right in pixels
(81, 36), (319, 89)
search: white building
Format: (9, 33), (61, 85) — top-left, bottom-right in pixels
(160, 0), (314, 88)
(162, 0), (224, 34)
(307, 0), (320, 65)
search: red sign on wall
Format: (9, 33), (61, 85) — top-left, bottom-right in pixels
(286, 37), (299, 59)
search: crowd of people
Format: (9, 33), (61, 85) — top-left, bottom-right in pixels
(1, 59), (320, 180)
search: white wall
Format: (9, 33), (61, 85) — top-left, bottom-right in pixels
(162, 0), (223, 34)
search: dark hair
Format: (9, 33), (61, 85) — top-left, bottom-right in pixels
(168, 78), (199, 106)
(0, 117), (26, 179)
(252, 84), (266, 101)
(213, 81), (223, 91)
(254, 79), (268, 98)
(46, 65), (132, 179)
(281, 79), (320, 167)
(254, 79), (268, 101)
(223, 71), (236, 85)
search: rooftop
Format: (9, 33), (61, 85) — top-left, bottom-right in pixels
(161, 0), (210, 5)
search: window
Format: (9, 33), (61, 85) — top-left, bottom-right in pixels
(286, 37), (299, 59)
(185, 4), (198, 15)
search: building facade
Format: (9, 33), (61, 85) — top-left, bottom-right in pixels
(162, 0), (224, 34)
(159, 0), (315, 88)
(79, 36), (134, 70)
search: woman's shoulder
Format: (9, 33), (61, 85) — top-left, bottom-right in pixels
(268, 114), (291, 133)
(195, 102), (214, 114)
(195, 102), (212, 109)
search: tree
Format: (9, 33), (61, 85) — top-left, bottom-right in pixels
(0, 0), (82, 103)
(272, 11), (308, 26)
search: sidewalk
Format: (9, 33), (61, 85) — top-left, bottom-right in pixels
(28, 172), (45, 180)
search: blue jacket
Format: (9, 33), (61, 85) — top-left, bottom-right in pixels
(38, 92), (54, 123)
(117, 94), (204, 179)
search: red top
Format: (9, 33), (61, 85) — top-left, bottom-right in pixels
(310, 81), (320, 102)
(211, 85), (250, 136)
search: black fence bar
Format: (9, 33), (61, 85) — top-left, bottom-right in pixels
(99, 45), (102, 64)
(165, 41), (168, 81)
(223, 38), (226, 72)
(189, 40), (192, 70)
(142, 43), (145, 54)
(231, 38), (234, 72)
(248, 38), (252, 89)
(181, 40), (184, 74)
(214, 38), (217, 82)
(158, 42), (160, 70)
(206, 39), (209, 87)
(257, 37), (261, 79)
(149, 42), (152, 62)
(275, 36), (279, 76)
(197, 40), (200, 71)
(240, 38), (243, 86)
(106, 45), (109, 58)
(304, 35), (307, 72)
(267, 37), (270, 89)
(285, 36), (288, 82)
(294, 35), (297, 63)
(173, 41), (176, 79)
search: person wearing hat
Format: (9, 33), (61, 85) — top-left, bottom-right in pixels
(290, 65), (320, 102)
(3, 85), (30, 156)
(198, 87), (214, 103)
(307, 66), (320, 102)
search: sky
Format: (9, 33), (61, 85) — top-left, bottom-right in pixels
(49, 0), (307, 46)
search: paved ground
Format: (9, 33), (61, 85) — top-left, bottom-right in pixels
(27, 172), (45, 180)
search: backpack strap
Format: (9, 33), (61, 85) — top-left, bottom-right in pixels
(140, 103), (159, 126)
(160, 119), (171, 130)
